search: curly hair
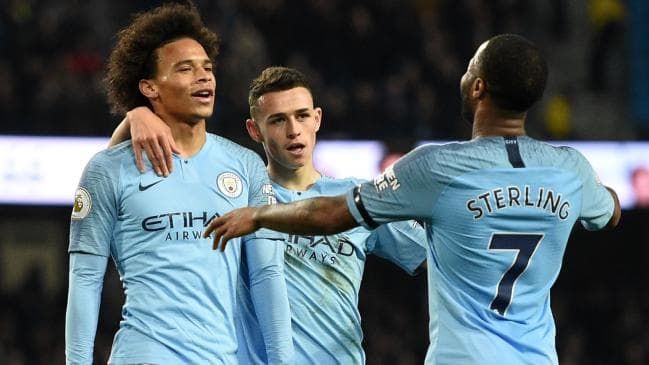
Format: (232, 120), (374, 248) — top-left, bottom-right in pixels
(104, 2), (220, 115)
(248, 66), (313, 118)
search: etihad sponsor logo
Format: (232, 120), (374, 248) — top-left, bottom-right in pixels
(284, 234), (356, 266)
(142, 211), (220, 231)
(142, 211), (221, 241)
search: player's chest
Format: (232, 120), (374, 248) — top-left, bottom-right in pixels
(120, 166), (249, 220)
(282, 228), (369, 269)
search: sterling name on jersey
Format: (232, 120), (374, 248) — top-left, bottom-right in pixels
(69, 134), (276, 365)
(237, 176), (426, 365)
(346, 136), (615, 365)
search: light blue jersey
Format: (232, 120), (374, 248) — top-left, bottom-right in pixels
(66, 133), (292, 365)
(346, 136), (614, 365)
(237, 176), (427, 364)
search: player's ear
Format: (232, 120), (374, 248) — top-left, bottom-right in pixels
(314, 107), (322, 132)
(245, 119), (263, 143)
(473, 78), (486, 99)
(139, 79), (158, 99)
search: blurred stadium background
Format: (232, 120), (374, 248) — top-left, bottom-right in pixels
(1, 0), (648, 364)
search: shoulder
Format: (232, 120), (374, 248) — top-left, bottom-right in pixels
(407, 141), (466, 160)
(208, 134), (262, 160)
(541, 141), (592, 168)
(86, 141), (133, 173)
(323, 175), (365, 186)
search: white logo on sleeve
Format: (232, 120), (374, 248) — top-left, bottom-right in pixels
(261, 183), (277, 205)
(374, 166), (401, 192)
(71, 187), (92, 220)
(217, 172), (243, 198)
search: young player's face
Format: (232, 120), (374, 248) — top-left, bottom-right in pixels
(252, 87), (321, 171)
(149, 37), (215, 123)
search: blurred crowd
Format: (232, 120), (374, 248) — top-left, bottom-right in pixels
(0, 0), (645, 142)
(1, 0), (648, 364)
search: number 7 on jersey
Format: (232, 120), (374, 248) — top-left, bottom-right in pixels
(488, 233), (544, 316)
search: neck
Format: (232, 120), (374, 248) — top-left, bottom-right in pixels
(268, 162), (321, 191)
(162, 114), (207, 157)
(471, 104), (527, 138)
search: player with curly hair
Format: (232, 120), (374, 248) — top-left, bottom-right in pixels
(65, 3), (292, 364)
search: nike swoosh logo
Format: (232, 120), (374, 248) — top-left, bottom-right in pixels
(138, 179), (163, 191)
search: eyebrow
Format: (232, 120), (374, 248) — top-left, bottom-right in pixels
(172, 59), (212, 68)
(266, 108), (311, 120)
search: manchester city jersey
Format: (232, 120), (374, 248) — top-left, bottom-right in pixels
(69, 133), (278, 365)
(237, 176), (426, 365)
(345, 136), (614, 365)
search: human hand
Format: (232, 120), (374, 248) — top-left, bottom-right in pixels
(203, 207), (261, 251)
(127, 106), (179, 176)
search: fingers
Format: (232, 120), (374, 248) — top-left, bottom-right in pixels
(169, 136), (181, 154)
(209, 226), (231, 252)
(204, 217), (232, 252)
(153, 143), (169, 177)
(134, 143), (145, 173)
(203, 220), (217, 239)
(141, 143), (161, 176)
(159, 135), (174, 175)
(140, 141), (168, 176)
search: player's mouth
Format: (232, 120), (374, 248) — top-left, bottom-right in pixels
(286, 143), (306, 156)
(191, 89), (214, 104)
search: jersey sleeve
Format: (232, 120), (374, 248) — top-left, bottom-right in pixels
(69, 151), (119, 256)
(65, 252), (108, 365)
(243, 237), (294, 364)
(345, 145), (438, 229)
(366, 220), (427, 275)
(244, 152), (283, 241)
(246, 152), (276, 208)
(573, 150), (615, 230)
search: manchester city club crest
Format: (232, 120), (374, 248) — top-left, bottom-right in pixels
(217, 172), (243, 198)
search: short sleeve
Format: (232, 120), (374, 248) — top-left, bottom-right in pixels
(366, 220), (427, 275)
(574, 151), (614, 231)
(346, 145), (438, 229)
(68, 151), (119, 257)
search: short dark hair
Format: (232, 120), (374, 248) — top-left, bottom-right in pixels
(104, 2), (220, 115)
(248, 66), (313, 117)
(478, 34), (548, 112)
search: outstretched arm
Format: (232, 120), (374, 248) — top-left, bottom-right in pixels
(108, 106), (179, 176)
(204, 195), (357, 251)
